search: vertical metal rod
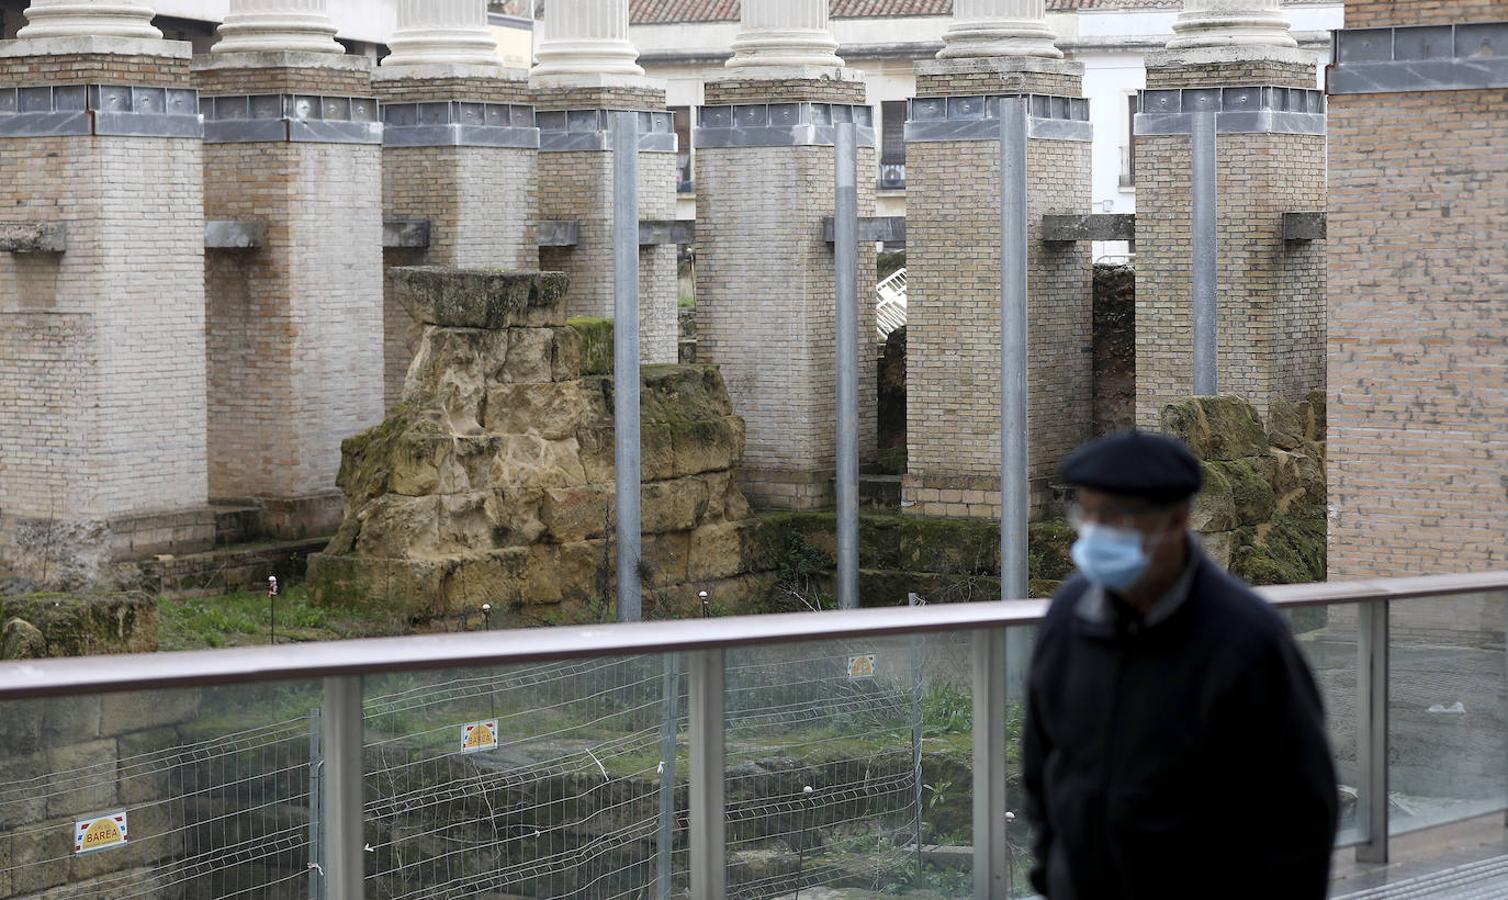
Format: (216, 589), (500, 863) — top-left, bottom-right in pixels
(1190, 109), (1218, 396)
(1356, 600), (1390, 863)
(999, 98), (1029, 607)
(612, 109), (643, 622)
(972, 628), (1009, 899)
(835, 121), (861, 611)
(656, 653), (682, 900)
(688, 648), (726, 898)
(909, 610), (925, 885)
(308, 707), (323, 900)
(321, 676), (364, 900)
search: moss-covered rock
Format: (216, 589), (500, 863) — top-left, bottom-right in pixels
(1230, 516), (1326, 586)
(393, 267), (569, 329)
(567, 316), (614, 376)
(0, 593), (158, 657)
(1205, 458), (1276, 527)
(1, 617), (45, 659)
(1160, 395), (1268, 461)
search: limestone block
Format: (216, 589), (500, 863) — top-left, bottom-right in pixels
(100, 690), (200, 738)
(10, 817), (70, 894)
(40, 695), (102, 744)
(0, 832), (9, 897)
(541, 486), (612, 542)
(1, 617), (46, 660)
(45, 739), (117, 817)
(671, 417), (746, 477)
(641, 480), (706, 535)
(556, 540), (610, 601)
(483, 383), (588, 440)
(0, 701), (44, 757)
(0, 749), (48, 829)
(643, 531), (691, 586)
(393, 267), (570, 329)
(500, 327), (556, 384)
(641, 365), (735, 423)
(1191, 464), (1239, 533)
(116, 727), (183, 806)
(0, 594), (158, 657)
(552, 326), (584, 382)
(575, 425), (618, 484)
(1202, 459), (1277, 528)
(1159, 395), (1269, 461)
(689, 521), (760, 582)
(641, 424), (678, 482)
(1270, 448), (1325, 516)
(352, 495), (445, 558)
(489, 434), (587, 490)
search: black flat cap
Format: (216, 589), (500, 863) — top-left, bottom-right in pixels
(1060, 431), (1203, 503)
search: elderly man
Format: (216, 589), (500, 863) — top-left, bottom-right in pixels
(1022, 431), (1338, 899)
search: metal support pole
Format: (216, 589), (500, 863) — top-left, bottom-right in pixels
(909, 608), (925, 884)
(1190, 109), (1218, 396)
(1356, 600), (1390, 863)
(321, 676), (364, 900)
(612, 109), (643, 622)
(656, 653), (682, 900)
(999, 99), (1029, 606)
(835, 121), (861, 611)
(972, 628), (1009, 898)
(308, 707), (324, 900)
(688, 649), (726, 898)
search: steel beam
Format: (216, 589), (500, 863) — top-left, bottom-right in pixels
(835, 122), (861, 610)
(611, 109), (643, 623)
(1190, 110), (1219, 396)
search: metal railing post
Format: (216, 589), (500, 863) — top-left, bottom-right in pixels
(322, 675), (364, 900)
(834, 120), (861, 611)
(308, 707), (325, 900)
(656, 653), (682, 899)
(612, 108), (643, 622)
(973, 628), (1009, 898)
(1000, 97), (1032, 696)
(1190, 109), (1218, 396)
(688, 648), (726, 898)
(1356, 600), (1390, 863)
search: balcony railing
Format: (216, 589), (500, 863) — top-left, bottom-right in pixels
(3, 570), (1507, 899)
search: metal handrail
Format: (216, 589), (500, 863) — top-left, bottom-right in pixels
(2, 570), (1506, 701)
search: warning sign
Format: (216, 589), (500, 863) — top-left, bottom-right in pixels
(459, 720), (499, 753)
(74, 811), (129, 855)
(847, 654), (877, 679)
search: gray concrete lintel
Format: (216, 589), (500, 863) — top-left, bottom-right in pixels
(1041, 213), (1135, 243)
(383, 218), (432, 249)
(1283, 211), (1327, 241)
(204, 220), (266, 250)
(821, 216), (906, 244)
(0, 222), (66, 253)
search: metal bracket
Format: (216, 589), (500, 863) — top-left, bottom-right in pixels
(536, 220), (695, 248)
(1135, 86), (1326, 136)
(0, 222), (66, 254)
(1283, 211), (1327, 242)
(383, 218), (431, 250)
(204, 220), (266, 250)
(1041, 213), (1135, 243)
(821, 216), (906, 244)
(1330, 22), (1508, 94)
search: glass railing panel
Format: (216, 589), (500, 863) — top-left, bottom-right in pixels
(0, 681), (317, 899)
(362, 654), (685, 899)
(1283, 603), (1364, 845)
(1387, 590), (1508, 836)
(724, 632), (974, 898)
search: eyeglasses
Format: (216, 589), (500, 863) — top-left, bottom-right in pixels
(1068, 500), (1176, 531)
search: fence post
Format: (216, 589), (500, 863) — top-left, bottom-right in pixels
(688, 648), (726, 898)
(1356, 600), (1389, 863)
(973, 628), (1009, 898)
(835, 120), (861, 610)
(909, 594), (926, 884)
(656, 653), (682, 899)
(322, 675), (365, 900)
(308, 707), (325, 900)
(1190, 108), (1218, 396)
(612, 108), (643, 622)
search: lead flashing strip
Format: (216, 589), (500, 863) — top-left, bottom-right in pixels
(382, 100), (539, 149)
(0, 84), (202, 139)
(1134, 86), (1327, 136)
(695, 103), (877, 149)
(1329, 22), (1508, 94)
(538, 108), (677, 153)
(904, 94), (1093, 143)
(203, 93), (382, 145)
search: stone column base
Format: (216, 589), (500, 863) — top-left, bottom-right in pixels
(0, 507), (219, 588)
(901, 474), (1058, 521)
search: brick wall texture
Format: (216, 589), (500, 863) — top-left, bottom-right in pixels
(0, 133), (208, 524)
(194, 65), (372, 97)
(536, 148), (679, 365)
(1135, 66), (1326, 429)
(695, 142), (879, 510)
(0, 53), (189, 88)
(1327, 84), (1508, 577)
(703, 77), (867, 106)
(203, 141), (385, 512)
(381, 144), (538, 408)
(1342, 0), (1508, 27)
(903, 133), (1093, 519)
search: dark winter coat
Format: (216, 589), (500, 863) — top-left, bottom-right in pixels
(1022, 543), (1338, 900)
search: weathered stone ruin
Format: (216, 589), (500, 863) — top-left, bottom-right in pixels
(308, 267), (770, 625)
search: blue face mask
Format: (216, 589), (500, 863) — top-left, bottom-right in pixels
(1071, 524), (1150, 591)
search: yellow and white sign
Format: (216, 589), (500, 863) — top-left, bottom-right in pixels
(847, 654), (877, 679)
(460, 720), (499, 753)
(74, 811), (129, 855)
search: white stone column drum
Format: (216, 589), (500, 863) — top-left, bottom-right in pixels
(17, 0), (162, 39)
(531, 0), (643, 77)
(213, 0), (343, 55)
(938, 0), (1061, 59)
(726, 0), (843, 69)
(383, 0), (500, 69)
(1167, 0), (1297, 49)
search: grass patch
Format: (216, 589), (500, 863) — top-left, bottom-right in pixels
(158, 586), (399, 651)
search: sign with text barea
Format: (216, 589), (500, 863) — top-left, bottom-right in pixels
(460, 720), (500, 753)
(74, 811), (129, 854)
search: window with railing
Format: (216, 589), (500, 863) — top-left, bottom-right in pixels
(880, 100), (907, 191)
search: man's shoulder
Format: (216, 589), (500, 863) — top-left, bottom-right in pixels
(1045, 573), (1092, 624)
(1191, 555), (1292, 644)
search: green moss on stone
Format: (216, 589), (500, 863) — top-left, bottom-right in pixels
(567, 316), (614, 376)
(1230, 515), (1326, 586)
(1160, 395), (1268, 461)
(1205, 458), (1276, 527)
